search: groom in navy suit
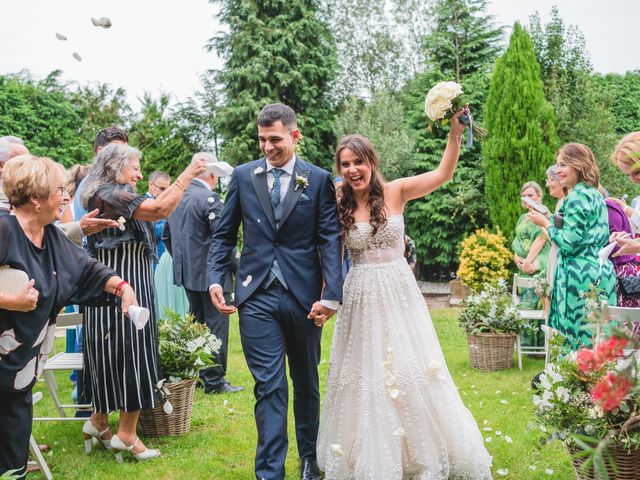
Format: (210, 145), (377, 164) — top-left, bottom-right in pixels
(208, 103), (343, 480)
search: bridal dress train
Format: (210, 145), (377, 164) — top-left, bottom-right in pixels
(317, 215), (492, 480)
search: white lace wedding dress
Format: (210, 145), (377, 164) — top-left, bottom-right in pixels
(317, 215), (492, 480)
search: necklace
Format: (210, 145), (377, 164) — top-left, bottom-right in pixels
(18, 217), (44, 248)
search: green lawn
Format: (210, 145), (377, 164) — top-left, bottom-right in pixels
(30, 309), (574, 479)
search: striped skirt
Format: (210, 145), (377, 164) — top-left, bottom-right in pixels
(83, 241), (160, 413)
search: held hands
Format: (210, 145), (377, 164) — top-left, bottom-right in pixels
(119, 284), (138, 315)
(526, 211), (550, 229)
(612, 235), (640, 257)
(449, 106), (468, 140)
(307, 301), (336, 328)
(80, 209), (119, 235)
(184, 156), (207, 180)
(210, 285), (237, 314)
(1, 279), (39, 312)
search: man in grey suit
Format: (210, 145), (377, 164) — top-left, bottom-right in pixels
(163, 153), (242, 393)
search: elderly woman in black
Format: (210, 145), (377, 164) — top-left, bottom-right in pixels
(80, 144), (205, 461)
(0, 155), (136, 477)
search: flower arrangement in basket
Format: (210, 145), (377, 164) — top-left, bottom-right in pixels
(139, 310), (220, 437)
(534, 328), (640, 480)
(456, 228), (512, 293)
(458, 282), (530, 371)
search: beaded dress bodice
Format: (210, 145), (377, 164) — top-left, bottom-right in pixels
(345, 215), (405, 266)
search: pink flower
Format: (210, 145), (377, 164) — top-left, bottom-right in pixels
(576, 348), (599, 373)
(592, 373), (632, 411)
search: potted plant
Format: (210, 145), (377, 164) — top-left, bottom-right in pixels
(458, 282), (528, 371)
(534, 330), (640, 480)
(138, 310), (220, 436)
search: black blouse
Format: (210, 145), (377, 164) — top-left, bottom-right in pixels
(86, 183), (156, 260)
(0, 216), (115, 391)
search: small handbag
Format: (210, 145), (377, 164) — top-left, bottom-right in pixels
(619, 274), (640, 297)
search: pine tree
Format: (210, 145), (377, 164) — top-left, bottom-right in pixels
(207, 0), (338, 168)
(401, 0), (503, 277)
(482, 22), (559, 238)
(528, 7), (632, 197)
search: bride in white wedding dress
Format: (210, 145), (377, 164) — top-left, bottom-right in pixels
(317, 109), (493, 480)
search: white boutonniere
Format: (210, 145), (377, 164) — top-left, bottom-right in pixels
(254, 166), (265, 175)
(117, 216), (126, 231)
(294, 173), (309, 191)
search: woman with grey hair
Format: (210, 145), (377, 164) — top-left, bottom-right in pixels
(544, 165), (568, 292)
(512, 181), (550, 310)
(80, 143), (205, 461)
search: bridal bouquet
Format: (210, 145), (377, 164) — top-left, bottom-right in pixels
(424, 81), (487, 145)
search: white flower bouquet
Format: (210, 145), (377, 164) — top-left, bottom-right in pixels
(424, 81), (487, 144)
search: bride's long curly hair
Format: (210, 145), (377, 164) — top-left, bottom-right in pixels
(334, 134), (387, 238)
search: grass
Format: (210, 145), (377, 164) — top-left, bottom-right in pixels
(30, 309), (575, 479)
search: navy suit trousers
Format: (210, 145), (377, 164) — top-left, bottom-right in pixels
(239, 285), (322, 480)
(185, 289), (230, 391)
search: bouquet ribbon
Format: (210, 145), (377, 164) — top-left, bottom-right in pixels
(460, 111), (474, 148)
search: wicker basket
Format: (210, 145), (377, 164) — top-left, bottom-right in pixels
(568, 444), (640, 480)
(466, 332), (515, 371)
(138, 379), (196, 437)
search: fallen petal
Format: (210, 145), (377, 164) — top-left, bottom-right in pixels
(388, 388), (400, 399)
(330, 444), (344, 456)
(392, 427), (406, 437)
(497, 469), (508, 476)
(505, 436), (512, 443)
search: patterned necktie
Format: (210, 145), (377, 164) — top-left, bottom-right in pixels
(270, 168), (284, 208)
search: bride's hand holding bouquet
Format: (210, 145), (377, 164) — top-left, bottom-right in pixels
(424, 81), (487, 146)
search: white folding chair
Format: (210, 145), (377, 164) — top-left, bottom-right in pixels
(602, 302), (640, 340)
(34, 313), (90, 421)
(29, 392), (53, 479)
(512, 275), (548, 369)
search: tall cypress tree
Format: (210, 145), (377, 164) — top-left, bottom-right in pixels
(207, 0), (338, 167)
(482, 22), (559, 238)
(401, 0), (503, 277)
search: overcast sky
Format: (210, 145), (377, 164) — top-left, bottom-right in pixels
(1, 0), (638, 108)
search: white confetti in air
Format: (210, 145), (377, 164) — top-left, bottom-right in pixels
(505, 436), (513, 443)
(91, 16), (112, 28)
(545, 469), (554, 475)
(257, 219), (261, 223)
(485, 437), (492, 443)
(208, 212), (216, 220)
(496, 469), (508, 476)
(55, 32), (67, 41)
(388, 388), (400, 399)
(330, 444), (344, 456)
(208, 197), (215, 203)
(392, 428), (406, 437)
(242, 275), (252, 287)
(72, 52), (82, 62)
(163, 401), (173, 415)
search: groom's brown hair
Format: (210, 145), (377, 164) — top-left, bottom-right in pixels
(257, 103), (297, 131)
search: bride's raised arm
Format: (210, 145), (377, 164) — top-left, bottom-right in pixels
(388, 108), (467, 206)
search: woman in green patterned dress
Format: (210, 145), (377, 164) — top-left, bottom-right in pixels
(512, 181), (550, 310)
(528, 143), (616, 349)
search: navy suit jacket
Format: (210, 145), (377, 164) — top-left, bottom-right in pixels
(208, 157), (343, 310)
(164, 180), (234, 293)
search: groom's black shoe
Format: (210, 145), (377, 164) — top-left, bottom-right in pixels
(300, 458), (322, 480)
(205, 381), (244, 394)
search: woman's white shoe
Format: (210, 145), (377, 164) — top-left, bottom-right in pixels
(110, 435), (160, 463)
(82, 420), (112, 454)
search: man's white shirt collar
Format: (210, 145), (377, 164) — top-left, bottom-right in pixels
(266, 155), (296, 176)
(193, 178), (212, 191)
